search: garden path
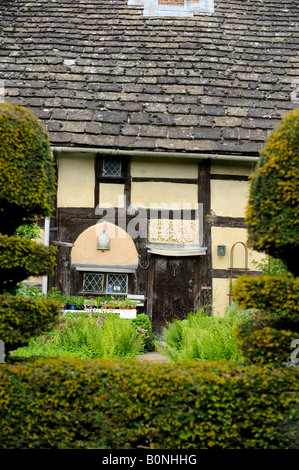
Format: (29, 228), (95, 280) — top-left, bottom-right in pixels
(136, 352), (171, 363)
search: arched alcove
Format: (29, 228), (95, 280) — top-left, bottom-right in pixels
(71, 222), (138, 270)
(71, 222), (139, 296)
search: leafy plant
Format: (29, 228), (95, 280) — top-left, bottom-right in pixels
(14, 222), (41, 240)
(12, 311), (144, 360)
(132, 313), (156, 352)
(252, 255), (291, 277)
(158, 307), (247, 362)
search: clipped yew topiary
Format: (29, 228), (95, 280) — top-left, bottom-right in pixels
(0, 234), (57, 294)
(0, 102), (60, 356)
(234, 109), (299, 365)
(0, 102), (56, 235)
(233, 275), (299, 314)
(246, 108), (299, 276)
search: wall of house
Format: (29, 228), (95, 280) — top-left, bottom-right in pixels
(57, 153), (95, 208)
(52, 152), (262, 331)
(209, 160), (264, 316)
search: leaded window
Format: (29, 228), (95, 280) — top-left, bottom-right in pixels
(83, 273), (104, 293)
(107, 274), (128, 294)
(102, 157), (122, 177)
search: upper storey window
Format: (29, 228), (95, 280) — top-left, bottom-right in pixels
(128, 0), (214, 17)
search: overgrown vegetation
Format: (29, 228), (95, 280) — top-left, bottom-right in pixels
(13, 312), (147, 360)
(158, 306), (250, 362)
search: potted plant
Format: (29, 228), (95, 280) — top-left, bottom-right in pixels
(125, 299), (136, 310)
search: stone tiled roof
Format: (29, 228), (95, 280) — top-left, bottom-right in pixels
(0, 0), (298, 154)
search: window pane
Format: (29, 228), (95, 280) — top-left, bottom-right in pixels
(83, 273), (104, 292)
(103, 158), (122, 177)
(107, 274), (128, 294)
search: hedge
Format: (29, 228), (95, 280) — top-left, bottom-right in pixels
(0, 102), (55, 234)
(0, 295), (61, 353)
(0, 358), (299, 449)
(246, 108), (299, 276)
(233, 275), (299, 314)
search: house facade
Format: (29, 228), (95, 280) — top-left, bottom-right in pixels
(1, 0), (298, 333)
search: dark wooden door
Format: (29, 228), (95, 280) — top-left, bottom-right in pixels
(149, 256), (201, 335)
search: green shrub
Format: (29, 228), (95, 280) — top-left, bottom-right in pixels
(234, 326), (296, 366)
(0, 295), (61, 354)
(233, 311), (299, 365)
(246, 108), (299, 276)
(14, 222), (41, 240)
(233, 275), (299, 314)
(252, 255), (292, 277)
(0, 358), (298, 449)
(158, 309), (245, 362)
(132, 313), (156, 352)
(0, 234), (57, 294)
(0, 102), (55, 234)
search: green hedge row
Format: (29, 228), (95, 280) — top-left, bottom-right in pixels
(0, 358), (299, 449)
(0, 295), (61, 353)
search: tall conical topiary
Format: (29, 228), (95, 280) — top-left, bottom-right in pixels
(233, 109), (299, 365)
(0, 102), (60, 356)
(246, 108), (299, 277)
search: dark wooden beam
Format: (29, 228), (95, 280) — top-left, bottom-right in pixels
(210, 174), (249, 181)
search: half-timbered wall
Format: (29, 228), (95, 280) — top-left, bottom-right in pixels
(50, 151), (262, 334)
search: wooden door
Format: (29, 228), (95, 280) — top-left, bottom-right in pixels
(148, 256), (201, 335)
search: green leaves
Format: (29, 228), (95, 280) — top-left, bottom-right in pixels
(246, 108), (299, 276)
(0, 102), (56, 230)
(1, 358), (299, 449)
(159, 308), (244, 362)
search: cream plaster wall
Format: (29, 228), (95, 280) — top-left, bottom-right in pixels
(57, 154), (95, 208)
(211, 180), (250, 218)
(212, 226), (266, 316)
(211, 160), (256, 176)
(99, 183), (125, 208)
(212, 278), (232, 317)
(71, 222), (138, 267)
(131, 156), (198, 179)
(131, 181), (198, 208)
(211, 226), (265, 271)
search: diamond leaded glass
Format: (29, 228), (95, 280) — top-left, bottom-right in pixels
(102, 158), (122, 177)
(83, 273), (104, 292)
(107, 274), (128, 294)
